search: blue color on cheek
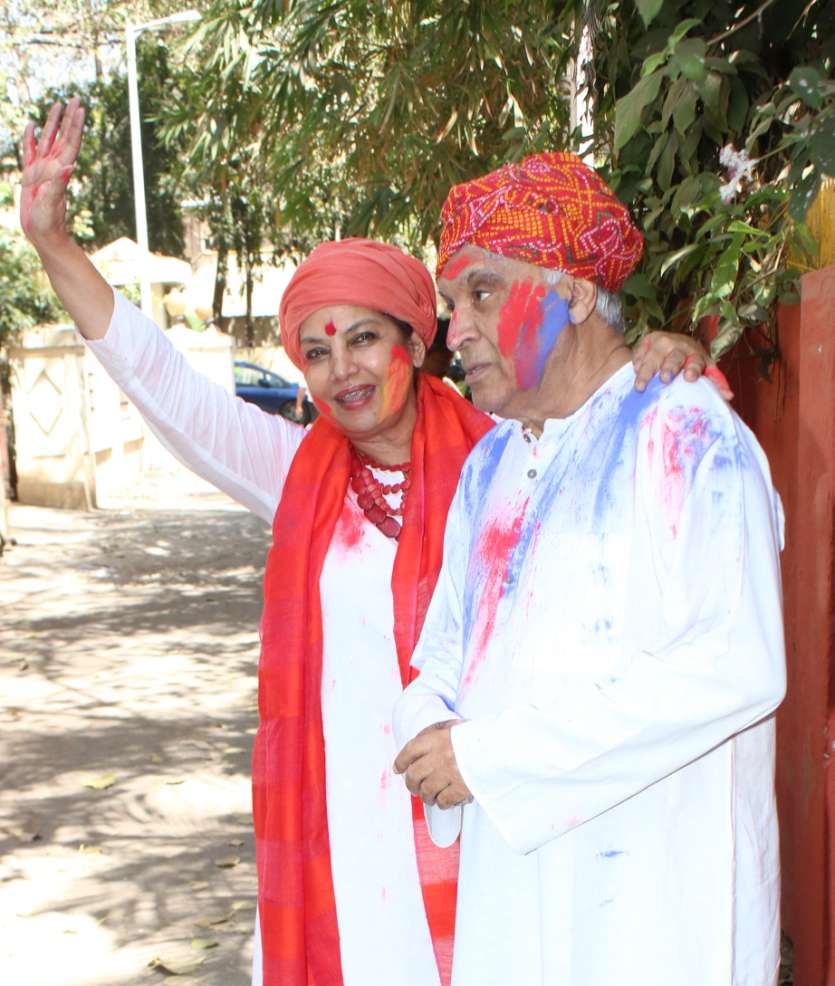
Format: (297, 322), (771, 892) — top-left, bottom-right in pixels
(532, 293), (570, 385)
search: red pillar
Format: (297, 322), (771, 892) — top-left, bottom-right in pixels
(724, 264), (835, 985)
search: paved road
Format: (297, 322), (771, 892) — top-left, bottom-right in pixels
(0, 477), (270, 985)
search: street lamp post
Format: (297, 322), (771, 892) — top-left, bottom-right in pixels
(126, 10), (200, 318)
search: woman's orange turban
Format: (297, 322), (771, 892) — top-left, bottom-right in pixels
(437, 151), (643, 293)
(279, 238), (438, 369)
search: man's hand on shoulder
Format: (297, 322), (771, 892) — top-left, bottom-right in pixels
(394, 720), (473, 809)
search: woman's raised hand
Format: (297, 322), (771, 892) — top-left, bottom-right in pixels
(632, 329), (734, 401)
(20, 97), (85, 244)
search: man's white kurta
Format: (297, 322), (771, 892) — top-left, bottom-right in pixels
(86, 293), (441, 986)
(395, 363), (786, 986)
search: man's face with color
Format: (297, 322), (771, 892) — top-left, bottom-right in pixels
(437, 247), (573, 416)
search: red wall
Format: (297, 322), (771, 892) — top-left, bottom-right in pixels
(723, 265), (835, 985)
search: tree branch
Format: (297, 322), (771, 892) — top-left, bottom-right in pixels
(708, 0), (779, 46)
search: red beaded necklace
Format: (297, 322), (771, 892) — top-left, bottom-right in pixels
(349, 447), (412, 541)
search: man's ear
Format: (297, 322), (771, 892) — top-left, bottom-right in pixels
(568, 277), (597, 325)
(408, 334), (427, 369)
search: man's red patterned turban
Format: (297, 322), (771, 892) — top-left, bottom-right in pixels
(436, 151), (643, 293)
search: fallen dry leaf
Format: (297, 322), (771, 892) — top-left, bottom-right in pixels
(193, 912), (233, 929)
(82, 774), (117, 791)
(214, 855), (240, 869)
(148, 955), (205, 976)
(190, 938), (219, 950)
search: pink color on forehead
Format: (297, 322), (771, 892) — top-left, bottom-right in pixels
(442, 253), (477, 281)
(324, 321), (337, 336)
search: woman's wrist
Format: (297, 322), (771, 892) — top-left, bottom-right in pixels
(28, 227), (75, 260)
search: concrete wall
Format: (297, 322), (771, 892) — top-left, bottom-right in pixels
(9, 321), (236, 508)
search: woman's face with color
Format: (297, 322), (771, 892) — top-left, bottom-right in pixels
(438, 247), (576, 416)
(299, 304), (425, 440)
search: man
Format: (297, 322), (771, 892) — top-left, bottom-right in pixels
(394, 152), (786, 986)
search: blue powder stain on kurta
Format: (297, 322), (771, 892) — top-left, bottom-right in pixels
(598, 849), (625, 858)
(462, 425), (514, 514)
(531, 293), (570, 385)
(590, 376), (661, 525)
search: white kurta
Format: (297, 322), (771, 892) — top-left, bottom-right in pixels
(87, 292), (440, 986)
(394, 362), (786, 986)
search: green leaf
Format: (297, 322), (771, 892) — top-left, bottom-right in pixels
(673, 90), (698, 135)
(623, 272), (656, 300)
(710, 317), (744, 360)
(662, 77), (688, 127)
(738, 303), (769, 323)
(674, 51), (706, 83)
(660, 242), (701, 277)
(658, 132), (679, 190)
(727, 220), (769, 238)
(667, 18), (702, 50)
(711, 235), (744, 299)
(671, 175), (702, 212)
(636, 0), (665, 27)
(641, 51), (668, 77)
(811, 117), (835, 175)
(788, 66), (822, 109)
(615, 72), (664, 152)
(728, 76), (750, 131)
(789, 170), (821, 222)
(793, 221), (819, 262)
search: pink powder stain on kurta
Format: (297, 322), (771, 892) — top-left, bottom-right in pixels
(378, 344), (412, 419)
(646, 406), (717, 538)
(463, 504), (529, 689)
(496, 280), (547, 389)
(334, 503), (365, 552)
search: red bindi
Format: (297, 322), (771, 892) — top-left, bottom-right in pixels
(324, 321), (337, 336)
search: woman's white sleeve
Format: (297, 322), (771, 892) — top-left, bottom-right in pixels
(85, 290), (305, 523)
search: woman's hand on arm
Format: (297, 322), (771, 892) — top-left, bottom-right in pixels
(632, 330), (733, 401)
(20, 98), (114, 340)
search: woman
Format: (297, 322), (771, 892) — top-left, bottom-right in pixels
(20, 99), (715, 986)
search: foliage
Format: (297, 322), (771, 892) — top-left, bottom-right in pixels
(164, 0), (835, 360)
(35, 40), (188, 256)
(0, 0), (187, 156)
(0, 186), (63, 349)
(161, 0), (574, 261)
(594, 0), (835, 358)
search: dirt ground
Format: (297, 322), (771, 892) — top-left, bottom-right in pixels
(0, 472), (270, 986)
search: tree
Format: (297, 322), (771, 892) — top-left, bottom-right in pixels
(164, 0), (834, 361)
(0, 186), (62, 351)
(593, 0), (835, 357)
(38, 39), (189, 257)
(164, 0), (573, 256)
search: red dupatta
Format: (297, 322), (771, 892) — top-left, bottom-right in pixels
(254, 374), (492, 986)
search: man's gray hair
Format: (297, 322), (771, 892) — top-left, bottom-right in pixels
(542, 268), (624, 333)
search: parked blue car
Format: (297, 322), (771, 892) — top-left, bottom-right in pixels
(234, 361), (314, 424)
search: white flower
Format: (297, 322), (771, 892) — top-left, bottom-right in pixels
(718, 144), (756, 203)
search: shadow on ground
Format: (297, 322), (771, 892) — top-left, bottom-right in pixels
(1, 490), (269, 985)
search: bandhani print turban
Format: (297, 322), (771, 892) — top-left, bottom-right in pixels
(437, 151), (643, 293)
(279, 238), (438, 370)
